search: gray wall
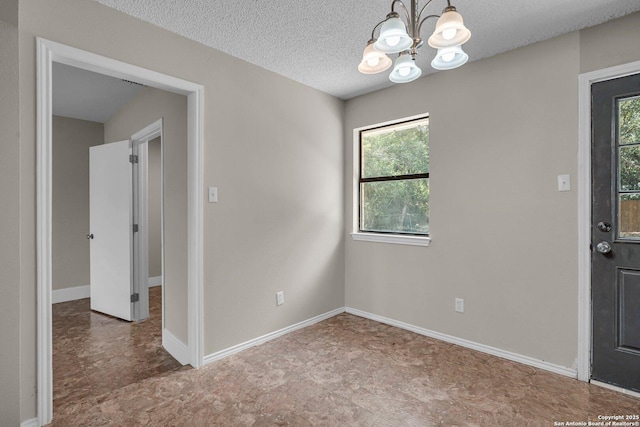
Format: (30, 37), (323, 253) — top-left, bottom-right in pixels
(344, 12), (640, 370)
(10, 0), (639, 423)
(0, 1), (20, 425)
(580, 12), (640, 74)
(104, 87), (187, 341)
(148, 137), (162, 279)
(18, 0), (345, 420)
(52, 115), (104, 291)
(345, 33), (580, 368)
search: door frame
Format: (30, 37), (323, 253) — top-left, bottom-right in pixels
(36, 38), (204, 425)
(577, 59), (640, 383)
(131, 119), (163, 322)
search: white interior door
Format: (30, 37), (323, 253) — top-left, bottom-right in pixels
(89, 140), (133, 321)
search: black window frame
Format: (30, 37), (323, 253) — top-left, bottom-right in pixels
(358, 116), (430, 237)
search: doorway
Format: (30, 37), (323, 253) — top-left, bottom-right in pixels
(590, 72), (640, 393)
(51, 111), (174, 414)
(577, 59), (640, 395)
(37, 38), (204, 426)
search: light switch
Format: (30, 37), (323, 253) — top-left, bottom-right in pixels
(557, 175), (570, 192)
(208, 187), (218, 203)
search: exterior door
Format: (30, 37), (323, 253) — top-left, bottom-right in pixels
(591, 72), (640, 392)
(89, 140), (134, 321)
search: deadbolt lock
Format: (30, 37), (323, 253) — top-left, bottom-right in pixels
(597, 221), (612, 232)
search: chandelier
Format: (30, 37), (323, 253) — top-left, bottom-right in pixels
(358, 0), (471, 83)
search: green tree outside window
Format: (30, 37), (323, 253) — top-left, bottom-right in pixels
(360, 117), (430, 235)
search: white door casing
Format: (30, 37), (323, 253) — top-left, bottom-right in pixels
(37, 38), (204, 426)
(89, 140), (134, 320)
(577, 59), (640, 384)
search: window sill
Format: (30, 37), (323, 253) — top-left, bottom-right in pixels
(350, 232), (431, 247)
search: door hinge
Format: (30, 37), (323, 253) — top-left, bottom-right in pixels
(129, 154), (139, 164)
(133, 224), (139, 233)
(130, 293), (139, 303)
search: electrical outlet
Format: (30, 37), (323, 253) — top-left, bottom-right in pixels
(276, 291), (284, 306)
(455, 298), (464, 313)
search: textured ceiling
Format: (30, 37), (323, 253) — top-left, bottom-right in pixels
(53, 62), (144, 123)
(93, 0), (640, 100)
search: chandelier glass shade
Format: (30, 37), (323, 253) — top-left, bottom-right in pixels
(373, 14), (415, 53)
(428, 10), (471, 48)
(431, 45), (468, 70)
(359, 0), (471, 83)
(389, 53), (422, 83)
(358, 41), (393, 74)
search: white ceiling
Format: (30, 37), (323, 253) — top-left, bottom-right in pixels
(91, 0), (640, 100)
(53, 62), (144, 123)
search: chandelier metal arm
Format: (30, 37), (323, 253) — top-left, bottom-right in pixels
(382, 0), (445, 42)
(390, 0), (411, 25)
(368, 0), (462, 44)
(370, 19), (387, 41)
(417, 14), (440, 37)
(417, 0), (438, 24)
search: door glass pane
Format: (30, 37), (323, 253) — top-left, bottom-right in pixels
(619, 145), (640, 191)
(617, 95), (640, 239)
(619, 96), (640, 145)
(619, 194), (640, 239)
(360, 179), (429, 234)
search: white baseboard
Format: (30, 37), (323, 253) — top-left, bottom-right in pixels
(162, 328), (190, 366)
(591, 380), (640, 398)
(148, 276), (162, 287)
(202, 305), (577, 380)
(21, 418), (39, 427)
(204, 307), (346, 365)
(52, 285), (90, 304)
(345, 307), (578, 379)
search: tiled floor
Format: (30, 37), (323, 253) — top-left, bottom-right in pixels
(52, 286), (184, 414)
(52, 294), (638, 426)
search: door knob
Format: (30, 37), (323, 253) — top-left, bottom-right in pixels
(596, 241), (611, 254)
(87, 234), (94, 240)
(597, 221), (612, 232)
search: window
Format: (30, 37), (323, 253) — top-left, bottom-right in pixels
(353, 115), (430, 246)
(618, 95), (640, 239)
